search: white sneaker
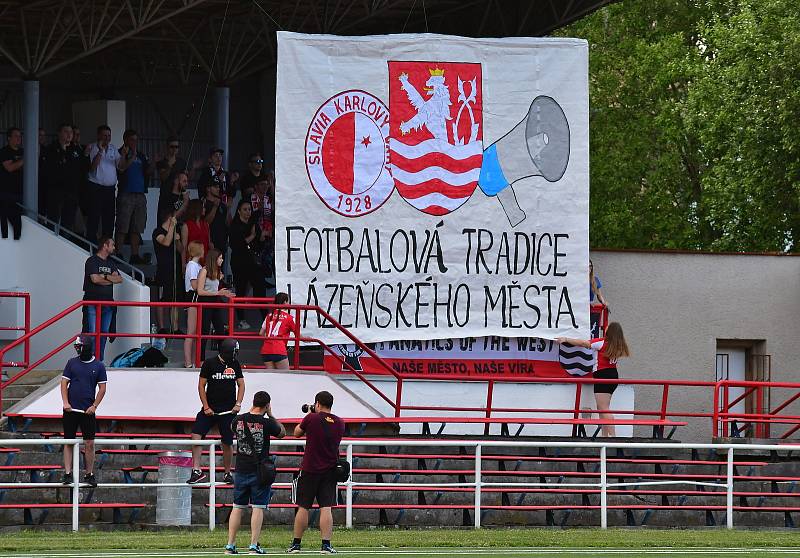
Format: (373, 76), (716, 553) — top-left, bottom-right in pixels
(237, 320), (251, 330)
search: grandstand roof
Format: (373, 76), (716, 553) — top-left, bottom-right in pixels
(0, 0), (616, 85)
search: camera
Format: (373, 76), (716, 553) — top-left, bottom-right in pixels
(301, 403), (316, 413)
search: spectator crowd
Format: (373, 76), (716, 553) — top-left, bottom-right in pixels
(1, 124), (277, 339)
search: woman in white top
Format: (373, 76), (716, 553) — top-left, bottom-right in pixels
(183, 241), (204, 367)
(196, 248), (233, 360)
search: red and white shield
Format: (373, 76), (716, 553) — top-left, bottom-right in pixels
(305, 90), (393, 217)
(389, 61), (483, 216)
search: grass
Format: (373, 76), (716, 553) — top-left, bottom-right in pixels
(0, 528), (799, 552)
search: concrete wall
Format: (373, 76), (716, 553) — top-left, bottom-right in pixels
(0, 217), (150, 371)
(590, 249), (800, 441)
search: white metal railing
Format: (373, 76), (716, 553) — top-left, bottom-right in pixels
(1, 438), (799, 531)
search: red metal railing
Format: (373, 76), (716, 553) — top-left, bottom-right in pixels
(3, 297), (800, 440)
(0, 292), (30, 370)
(714, 380), (800, 439)
(0, 299), (400, 416)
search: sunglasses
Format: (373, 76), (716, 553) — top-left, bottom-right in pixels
(169, 144), (179, 149)
(250, 159), (264, 164)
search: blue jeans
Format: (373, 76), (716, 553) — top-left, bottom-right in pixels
(232, 471), (272, 508)
(85, 305), (113, 360)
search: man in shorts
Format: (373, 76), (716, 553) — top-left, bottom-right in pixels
(116, 129), (151, 264)
(60, 336), (107, 487)
(224, 391), (285, 555)
(287, 391), (345, 554)
(188, 337), (244, 485)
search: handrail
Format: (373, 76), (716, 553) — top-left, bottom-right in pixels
(0, 299), (400, 416)
(0, 291), (30, 370)
(4, 298), (800, 440)
(715, 380), (800, 439)
(16, 204), (146, 283)
(1, 437), (798, 531)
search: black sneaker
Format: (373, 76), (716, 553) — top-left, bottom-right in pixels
(83, 473), (98, 487)
(61, 472), (72, 485)
(286, 543), (301, 554)
(223, 471), (234, 484)
(248, 544), (266, 555)
(320, 543), (338, 554)
(187, 469), (207, 484)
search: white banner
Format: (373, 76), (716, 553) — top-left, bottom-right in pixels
(276, 32), (589, 344)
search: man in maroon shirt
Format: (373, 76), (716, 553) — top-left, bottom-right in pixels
(287, 391), (345, 554)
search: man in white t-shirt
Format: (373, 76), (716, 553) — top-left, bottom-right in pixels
(85, 125), (122, 241)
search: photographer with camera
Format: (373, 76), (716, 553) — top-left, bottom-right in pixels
(224, 390), (285, 555)
(287, 391), (345, 555)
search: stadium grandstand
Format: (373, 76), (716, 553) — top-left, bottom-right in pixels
(0, 0), (799, 551)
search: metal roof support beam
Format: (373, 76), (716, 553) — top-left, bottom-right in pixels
(0, 42), (27, 76)
(166, 18), (214, 76)
(39, 0), (211, 77)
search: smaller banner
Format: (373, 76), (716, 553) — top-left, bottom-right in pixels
(325, 335), (596, 378)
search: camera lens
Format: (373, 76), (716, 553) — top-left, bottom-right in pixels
(301, 404), (311, 413)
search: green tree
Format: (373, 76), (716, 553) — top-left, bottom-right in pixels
(559, 0), (800, 252)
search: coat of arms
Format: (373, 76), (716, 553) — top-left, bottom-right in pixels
(389, 61), (483, 216)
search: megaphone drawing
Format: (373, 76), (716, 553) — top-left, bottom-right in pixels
(478, 96), (570, 226)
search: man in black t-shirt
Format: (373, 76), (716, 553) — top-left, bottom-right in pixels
(202, 181), (229, 256)
(152, 210), (182, 332)
(188, 338), (244, 485)
(82, 237), (122, 360)
(157, 171), (189, 225)
(196, 147), (228, 197)
(0, 127), (24, 239)
(224, 390), (285, 555)
(155, 136), (187, 193)
(238, 153), (266, 197)
(41, 123), (83, 230)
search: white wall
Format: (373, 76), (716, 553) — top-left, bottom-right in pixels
(0, 216), (149, 371)
(72, 100), (126, 146)
(590, 250), (800, 441)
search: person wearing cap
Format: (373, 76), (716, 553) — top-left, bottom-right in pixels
(60, 336), (108, 488)
(187, 337), (244, 485)
(197, 147), (228, 199)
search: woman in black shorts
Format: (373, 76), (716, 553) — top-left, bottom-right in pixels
(557, 321), (630, 437)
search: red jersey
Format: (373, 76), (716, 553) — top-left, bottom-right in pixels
(590, 338), (616, 370)
(260, 310), (296, 356)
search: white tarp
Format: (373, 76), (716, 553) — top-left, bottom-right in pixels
(276, 32), (589, 344)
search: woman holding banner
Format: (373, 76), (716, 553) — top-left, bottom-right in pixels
(557, 322), (630, 437)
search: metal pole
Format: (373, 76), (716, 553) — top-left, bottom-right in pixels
(600, 445), (607, 529)
(209, 441), (216, 531)
(195, 306), (203, 367)
(345, 444), (353, 529)
(474, 444), (482, 529)
(94, 303), (102, 359)
(71, 440), (80, 531)
(215, 86), (230, 168)
(24, 293), (30, 367)
(726, 447), (734, 529)
(23, 80), (39, 214)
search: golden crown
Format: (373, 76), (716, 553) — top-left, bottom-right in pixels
(429, 68), (445, 77)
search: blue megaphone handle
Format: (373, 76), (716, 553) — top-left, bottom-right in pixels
(478, 144), (510, 197)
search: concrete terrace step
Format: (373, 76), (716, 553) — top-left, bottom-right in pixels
(1, 370), (62, 415)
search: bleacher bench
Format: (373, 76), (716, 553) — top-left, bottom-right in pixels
(0, 503), (145, 525)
